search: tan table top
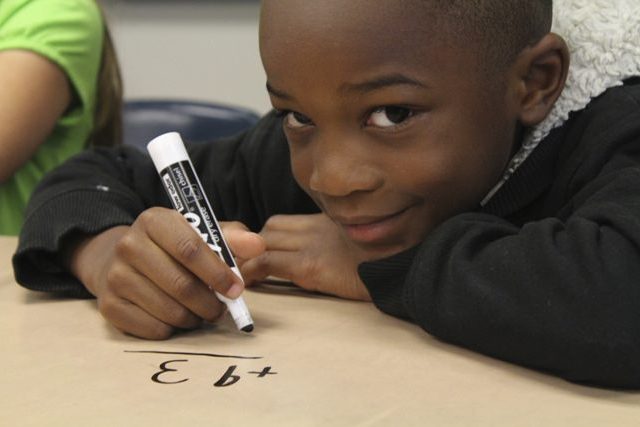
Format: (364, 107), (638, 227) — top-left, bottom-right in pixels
(1, 235), (639, 426)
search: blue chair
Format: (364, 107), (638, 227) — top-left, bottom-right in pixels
(123, 99), (261, 150)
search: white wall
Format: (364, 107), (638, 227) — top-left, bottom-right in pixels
(101, 0), (271, 114)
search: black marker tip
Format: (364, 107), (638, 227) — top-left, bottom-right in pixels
(241, 324), (254, 333)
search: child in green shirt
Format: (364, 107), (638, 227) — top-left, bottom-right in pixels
(0, 0), (122, 235)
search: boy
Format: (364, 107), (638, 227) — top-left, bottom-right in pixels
(13, 0), (640, 388)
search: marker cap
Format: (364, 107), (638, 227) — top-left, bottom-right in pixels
(147, 132), (189, 172)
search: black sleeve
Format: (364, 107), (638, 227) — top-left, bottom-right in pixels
(360, 87), (640, 389)
(12, 111), (317, 297)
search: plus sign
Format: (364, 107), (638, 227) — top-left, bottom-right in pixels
(248, 366), (278, 378)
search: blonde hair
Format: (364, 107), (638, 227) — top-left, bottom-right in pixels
(88, 4), (123, 147)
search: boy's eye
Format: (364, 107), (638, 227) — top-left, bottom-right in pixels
(283, 111), (313, 129)
(367, 106), (413, 128)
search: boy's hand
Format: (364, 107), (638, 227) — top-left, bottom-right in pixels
(240, 213), (372, 301)
(67, 207), (264, 340)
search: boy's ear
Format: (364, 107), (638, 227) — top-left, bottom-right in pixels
(512, 33), (569, 127)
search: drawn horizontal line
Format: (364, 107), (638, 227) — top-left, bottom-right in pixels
(124, 350), (263, 360)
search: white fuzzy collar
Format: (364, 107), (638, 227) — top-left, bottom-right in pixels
(481, 0), (640, 205)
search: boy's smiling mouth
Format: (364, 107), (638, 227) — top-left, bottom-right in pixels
(332, 207), (411, 245)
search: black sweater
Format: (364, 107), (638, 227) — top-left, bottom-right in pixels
(13, 79), (640, 388)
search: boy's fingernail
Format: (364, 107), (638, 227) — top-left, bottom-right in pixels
(226, 282), (243, 299)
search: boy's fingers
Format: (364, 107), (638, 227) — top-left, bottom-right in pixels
(123, 237), (225, 322)
(138, 208), (242, 299)
(242, 250), (308, 289)
(223, 228), (266, 259)
(259, 229), (305, 252)
(153, 267), (227, 323)
(263, 214), (323, 232)
(221, 221), (251, 232)
(98, 294), (175, 340)
(111, 268), (203, 329)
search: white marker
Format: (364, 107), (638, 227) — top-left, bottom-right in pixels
(147, 132), (254, 332)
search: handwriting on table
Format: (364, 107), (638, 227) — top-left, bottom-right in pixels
(125, 350), (277, 387)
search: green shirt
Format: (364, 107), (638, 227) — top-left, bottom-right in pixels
(0, 0), (103, 235)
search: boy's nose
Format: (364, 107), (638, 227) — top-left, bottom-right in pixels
(307, 135), (383, 197)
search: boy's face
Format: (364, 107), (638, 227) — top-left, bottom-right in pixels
(260, 0), (520, 260)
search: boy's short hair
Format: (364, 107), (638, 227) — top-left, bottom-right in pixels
(430, 0), (553, 69)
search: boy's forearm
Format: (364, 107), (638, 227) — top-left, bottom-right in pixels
(370, 211), (640, 389)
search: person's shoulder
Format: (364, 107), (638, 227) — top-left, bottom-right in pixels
(600, 76), (640, 99)
(569, 78), (640, 135)
(0, 0), (100, 23)
(0, 0), (104, 97)
(590, 78), (640, 113)
(553, 77), (640, 165)
(0, 0), (102, 41)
